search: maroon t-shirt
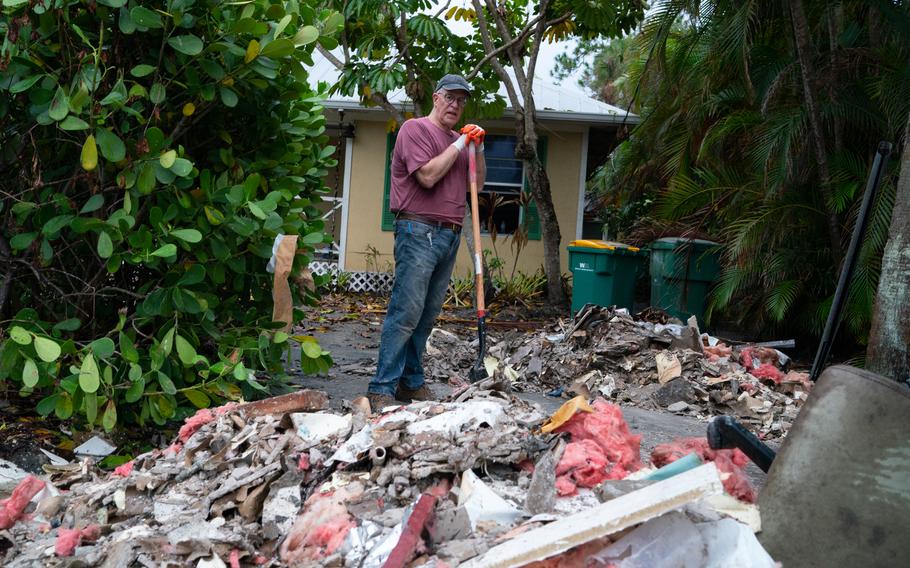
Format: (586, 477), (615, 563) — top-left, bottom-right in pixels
(390, 117), (468, 225)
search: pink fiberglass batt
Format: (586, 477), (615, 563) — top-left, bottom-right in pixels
(177, 408), (216, 442)
(750, 363), (785, 384)
(739, 347), (779, 371)
(55, 524), (101, 556)
(703, 343), (732, 362)
(553, 399), (642, 495)
(112, 460), (134, 478)
(280, 482), (364, 565)
(555, 440), (610, 495)
(0, 474), (46, 529)
(651, 437), (755, 503)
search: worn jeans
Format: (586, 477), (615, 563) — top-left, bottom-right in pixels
(369, 219), (460, 396)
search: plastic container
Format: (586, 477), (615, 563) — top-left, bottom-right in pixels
(567, 240), (643, 316)
(649, 237), (720, 323)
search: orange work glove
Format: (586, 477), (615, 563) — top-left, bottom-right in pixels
(459, 123), (485, 146)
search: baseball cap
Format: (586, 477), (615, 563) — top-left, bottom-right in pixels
(435, 74), (473, 95)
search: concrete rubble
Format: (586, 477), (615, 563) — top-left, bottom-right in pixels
(425, 305), (812, 439)
(0, 375), (777, 567)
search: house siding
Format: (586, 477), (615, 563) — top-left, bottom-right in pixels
(341, 120), (583, 277)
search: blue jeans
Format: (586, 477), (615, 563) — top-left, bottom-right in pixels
(369, 219), (460, 396)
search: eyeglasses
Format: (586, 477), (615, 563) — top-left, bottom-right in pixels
(440, 92), (468, 107)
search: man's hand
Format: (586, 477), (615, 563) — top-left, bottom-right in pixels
(460, 124), (485, 146)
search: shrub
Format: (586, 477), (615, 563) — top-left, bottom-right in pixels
(0, 0), (343, 429)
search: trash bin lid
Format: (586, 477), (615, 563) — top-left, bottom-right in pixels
(651, 237), (719, 250)
(569, 239), (641, 252)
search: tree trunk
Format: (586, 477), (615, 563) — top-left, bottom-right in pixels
(866, 119), (910, 381)
(522, 150), (566, 306)
(790, 0), (843, 259)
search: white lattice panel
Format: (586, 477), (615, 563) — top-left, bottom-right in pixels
(309, 261), (396, 294)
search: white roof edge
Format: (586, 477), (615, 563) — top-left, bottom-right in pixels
(321, 99), (640, 126)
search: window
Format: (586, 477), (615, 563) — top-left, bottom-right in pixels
(382, 132), (544, 240)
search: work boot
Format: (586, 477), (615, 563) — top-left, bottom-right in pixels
(395, 383), (436, 403)
(366, 392), (397, 414)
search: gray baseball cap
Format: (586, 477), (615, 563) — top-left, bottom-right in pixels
(435, 74), (473, 95)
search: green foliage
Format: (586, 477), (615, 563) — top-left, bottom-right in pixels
(586, 0), (910, 344)
(0, 0), (341, 429)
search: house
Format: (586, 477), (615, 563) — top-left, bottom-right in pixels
(308, 55), (639, 285)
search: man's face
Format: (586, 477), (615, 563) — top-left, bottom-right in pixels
(433, 89), (468, 129)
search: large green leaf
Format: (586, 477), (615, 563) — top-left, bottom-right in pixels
(9, 74), (43, 93)
(102, 400), (117, 431)
(79, 353), (100, 393)
(293, 26), (319, 46)
(260, 38), (295, 58)
(34, 336), (62, 362)
(80, 194), (105, 214)
(168, 35), (204, 56)
(42, 215), (74, 236)
(171, 229), (202, 243)
(97, 231), (114, 258)
(96, 128), (126, 162)
(100, 79), (128, 106)
(130, 6), (162, 28)
(175, 334), (196, 366)
(150, 83), (166, 104)
(10, 232), (38, 250)
(171, 158), (193, 176)
(22, 358), (40, 388)
(89, 337), (116, 359)
(48, 86), (69, 121)
(220, 87), (238, 107)
(130, 64), (156, 77)
(151, 243), (177, 258)
(60, 116), (90, 130)
(10, 326), (32, 345)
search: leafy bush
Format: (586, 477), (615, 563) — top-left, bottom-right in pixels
(0, 0), (343, 429)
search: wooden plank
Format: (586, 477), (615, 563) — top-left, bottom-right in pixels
(463, 463), (724, 568)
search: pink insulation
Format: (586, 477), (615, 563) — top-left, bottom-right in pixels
(651, 437), (755, 502)
(177, 408), (216, 442)
(280, 482), (364, 564)
(552, 399), (642, 495)
(739, 347), (779, 370)
(703, 343), (732, 362)
(0, 474), (46, 529)
(112, 460), (134, 478)
(750, 363), (785, 384)
(54, 524), (101, 556)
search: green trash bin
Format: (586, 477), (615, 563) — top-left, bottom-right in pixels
(649, 237), (721, 323)
(568, 240), (644, 316)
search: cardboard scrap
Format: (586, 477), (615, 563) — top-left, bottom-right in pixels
(656, 352), (683, 384)
(269, 234), (299, 332)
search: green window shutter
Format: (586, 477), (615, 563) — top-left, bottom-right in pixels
(381, 132), (397, 231)
(523, 136), (547, 241)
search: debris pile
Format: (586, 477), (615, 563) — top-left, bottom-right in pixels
(426, 306), (811, 438)
(2, 383), (776, 567)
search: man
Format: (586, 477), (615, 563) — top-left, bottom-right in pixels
(366, 74), (487, 410)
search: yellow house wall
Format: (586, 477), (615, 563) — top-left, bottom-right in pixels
(342, 120), (583, 277)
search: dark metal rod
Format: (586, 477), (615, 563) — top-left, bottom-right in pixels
(810, 141), (892, 382)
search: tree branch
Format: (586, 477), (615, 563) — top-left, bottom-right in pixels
(466, 13), (546, 80)
(471, 0), (522, 112)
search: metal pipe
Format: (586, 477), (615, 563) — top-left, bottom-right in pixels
(370, 446), (387, 466)
(811, 141), (892, 382)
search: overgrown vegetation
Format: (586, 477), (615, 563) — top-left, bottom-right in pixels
(574, 1), (910, 344)
(0, 0), (342, 430)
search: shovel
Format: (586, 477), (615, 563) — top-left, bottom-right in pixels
(467, 140), (487, 381)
